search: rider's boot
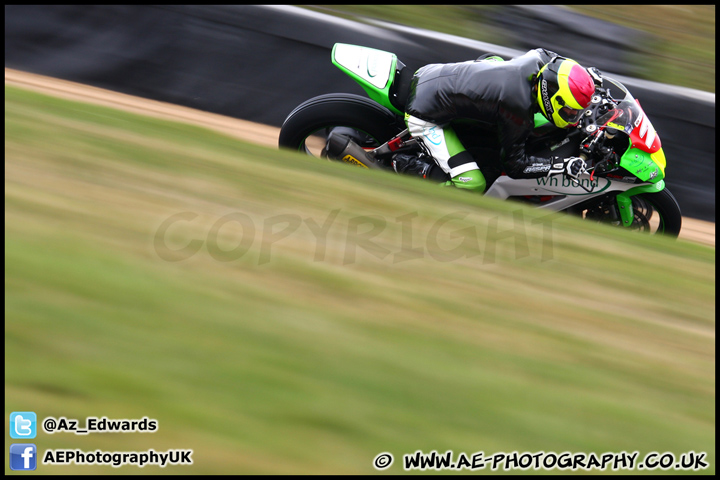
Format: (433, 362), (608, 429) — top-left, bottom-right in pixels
(391, 153), (448, 182)
(392, 153), (487, 194)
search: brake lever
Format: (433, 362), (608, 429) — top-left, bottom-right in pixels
(588, 67), (603, 88)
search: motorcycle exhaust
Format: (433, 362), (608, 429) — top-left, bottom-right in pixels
(325, 132), (381, 169)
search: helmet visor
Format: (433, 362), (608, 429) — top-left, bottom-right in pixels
(558, 105), (583, 124)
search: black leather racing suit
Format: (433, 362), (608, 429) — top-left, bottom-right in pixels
(405, 48), (561, 179)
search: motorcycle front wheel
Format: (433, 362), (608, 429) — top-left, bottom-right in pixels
(577, 188), (682, 238)
(278, 93), (404, 157)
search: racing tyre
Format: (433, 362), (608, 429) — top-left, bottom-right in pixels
(278, 94), (403, 156)
(629, 188), (682, 237)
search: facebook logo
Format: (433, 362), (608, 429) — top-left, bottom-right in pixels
(10, 412), (37, 439)
(10, 444), (37, 471)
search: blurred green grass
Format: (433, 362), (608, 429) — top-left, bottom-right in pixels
(5, 85), (715, 474)
(301, 4), (715, 93)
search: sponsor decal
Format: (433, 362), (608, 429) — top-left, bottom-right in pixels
(523, 164), (551, 174)
(607, 121), (625, 131)
(458, 176), (472, 183)
(636, 112), (657, 149)
(423, 126), (443, 146)
(342, 155), (369, 168)
(535, 176), (609, 194)
(541, 79), (554, 115)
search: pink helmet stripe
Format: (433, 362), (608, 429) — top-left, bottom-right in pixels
(567, 64), (595, 108)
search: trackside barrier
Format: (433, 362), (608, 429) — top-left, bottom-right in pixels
(4, 5), (714, 221)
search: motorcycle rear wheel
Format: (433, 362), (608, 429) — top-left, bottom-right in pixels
(278, 94), (403, 157)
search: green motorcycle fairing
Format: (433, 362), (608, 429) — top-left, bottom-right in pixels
(331, 43), (403, 115)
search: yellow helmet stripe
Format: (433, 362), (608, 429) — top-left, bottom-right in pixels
(556, 60), (586, 110)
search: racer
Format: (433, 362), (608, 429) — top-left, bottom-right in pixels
(393, 48), (598, 193)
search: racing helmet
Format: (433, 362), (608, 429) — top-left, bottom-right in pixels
(536, 56), (595, 128)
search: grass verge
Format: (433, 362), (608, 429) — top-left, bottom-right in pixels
(5, 85), (715, 474)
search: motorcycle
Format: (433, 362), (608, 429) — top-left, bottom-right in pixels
(278, 43), (682, 237)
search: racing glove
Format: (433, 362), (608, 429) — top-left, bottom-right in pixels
(547, 156), (587, 180)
